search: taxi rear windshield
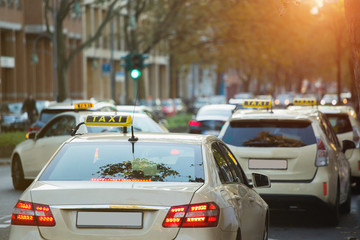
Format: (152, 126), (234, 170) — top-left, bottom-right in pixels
(221, 120), (316, 147)
(324, 114), (352, 134)
(40, 142), (204, 183)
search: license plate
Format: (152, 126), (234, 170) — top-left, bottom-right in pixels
(77, 211), (143, 228)
(248, 159), (287, 170)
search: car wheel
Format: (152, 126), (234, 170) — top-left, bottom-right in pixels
(11, 155), (27, 190)
(341, 181), (352, 214)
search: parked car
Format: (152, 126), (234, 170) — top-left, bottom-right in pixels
(174, 98), (187, 113)
(219, 100), (353, 226)
(28, 100), (116, 132)
(189, 104), (236, 136)
(0, 102), (29, 132)
(191, 97), (210, 114)
(161, 99), (177, 117)
(274, 93), (294, 108)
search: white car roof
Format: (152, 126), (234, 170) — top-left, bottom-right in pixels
(231, 109), (319, 122)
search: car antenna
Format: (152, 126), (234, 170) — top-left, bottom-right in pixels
(128, 78), (139, 153)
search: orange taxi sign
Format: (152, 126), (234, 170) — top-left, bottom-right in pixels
(293, 98), (316, 106)
(242, 99), (272, 108)
(74, 102), (94, 110)
(85, 115), (132, 127)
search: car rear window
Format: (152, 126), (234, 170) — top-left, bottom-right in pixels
(221, 120), (316, 147)
(324, 114), (353, 134)
(40, 142), (204, 182)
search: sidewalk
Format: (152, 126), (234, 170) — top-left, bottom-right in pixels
(0, 158), (10, 165)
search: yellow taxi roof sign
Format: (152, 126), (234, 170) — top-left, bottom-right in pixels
(85, 115), (132, 127)
(293, 98), (317, 106)
(74, 102), (94, 110)
(242, 99), (272, 108)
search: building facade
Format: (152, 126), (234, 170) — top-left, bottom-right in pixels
(0, 0), (83, 103)
(0, 0), (170, 105)
(82, 0), (170, 104)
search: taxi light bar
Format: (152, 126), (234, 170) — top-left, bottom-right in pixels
(90, 178), (152, 182)
(11, 201), (55, 226)
(74, 102), (94, 110)
(163, 202), (219, 228)
(292, 98), (317, 106)
(242, 99), (272, 108)
(85, 115), (132, 127)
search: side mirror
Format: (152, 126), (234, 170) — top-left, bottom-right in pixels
(27, 131), (37, 140)
(342, 140), (356, 153)
(251, 173), (271, 188)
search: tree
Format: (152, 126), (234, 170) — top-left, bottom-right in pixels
(44, 0), (123, 102)
(44, 0), (195, 102)
(344, 0), (360, 111)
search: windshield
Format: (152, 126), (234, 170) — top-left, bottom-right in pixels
(221, 120), (316, 147)
(325, 114), (353, 134)
(40, 142), (204, 182)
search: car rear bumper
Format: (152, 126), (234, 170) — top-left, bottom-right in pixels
(255, 166), (338, 209)
(9, 226), (43, 240)
(259, 194), (331, 211)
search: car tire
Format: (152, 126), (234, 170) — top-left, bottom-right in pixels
(11, 155), (28, 190)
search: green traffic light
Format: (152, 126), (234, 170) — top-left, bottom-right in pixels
(130, 69), (141, 79)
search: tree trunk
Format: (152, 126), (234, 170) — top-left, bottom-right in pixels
(56, 17), (68, 102)
(344, 0), (360, 113)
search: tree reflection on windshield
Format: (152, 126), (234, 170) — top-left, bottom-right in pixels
(242, 131), (306, 147)
(95, 158), (179, 181)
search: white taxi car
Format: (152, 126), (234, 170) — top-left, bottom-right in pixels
(11, 111), (168, 190)
(219, 99), (353, 226)
(288, 104), (360, 191)
(9, 114), (270, 240)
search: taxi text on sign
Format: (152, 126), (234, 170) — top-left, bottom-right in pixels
(85, 115), (132, 127)
(242, 100), (272, 108)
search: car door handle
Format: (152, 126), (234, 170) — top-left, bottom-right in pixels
(248, 197), (255, 202)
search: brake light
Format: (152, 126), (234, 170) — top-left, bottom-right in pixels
(316, 137), (329, 166)
(189, 120), (201, 127)
(11, 201), (55, 226)
(163, 202), (219, 228)
(323, 182), (327, 196)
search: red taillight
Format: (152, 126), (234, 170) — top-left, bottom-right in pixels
(189, 120), (201, 127)
(323, 182), (327, 196)
(316, 137), (329, 166)
(163, 202), (219, 228)
(11, 201), (55, 226)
